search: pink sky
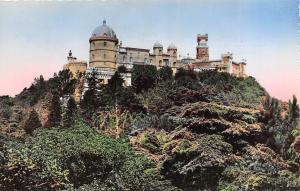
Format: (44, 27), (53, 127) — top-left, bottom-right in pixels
(0, 1), (299, 102)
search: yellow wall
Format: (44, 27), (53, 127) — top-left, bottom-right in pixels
(89, 40), (117, 70)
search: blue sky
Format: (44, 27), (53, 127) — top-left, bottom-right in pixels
(0, 0), (298, 100)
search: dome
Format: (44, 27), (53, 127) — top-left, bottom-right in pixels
(167, 43), (177, 50)
(153, 41), (163, 48)
(91, 20), (117, 39)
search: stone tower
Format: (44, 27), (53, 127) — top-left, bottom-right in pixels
(196, 34), (209, 62)
(153, 41), (163, 68)
(167, 43), (178, 74)
(89, 20), (119, 71)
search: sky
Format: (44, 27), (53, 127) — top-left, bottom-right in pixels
(0, 0), (299, 101)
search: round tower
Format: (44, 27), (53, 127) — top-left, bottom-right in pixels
(196, 34), (209, 62)
(89, 20), (119, 71)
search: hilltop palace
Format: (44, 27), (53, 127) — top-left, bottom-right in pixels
(64, 20), (246, 87)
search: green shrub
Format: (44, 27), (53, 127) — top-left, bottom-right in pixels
(0, 120), (178, 190)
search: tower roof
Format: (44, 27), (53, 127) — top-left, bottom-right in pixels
(167, 43), (177, 50)
(91, 20), (117, 39)
(153, 41), (163, 48)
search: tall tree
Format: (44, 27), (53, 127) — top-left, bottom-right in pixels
(108, 71), (124, 138)
(24, 109), (42, 135)
(63, 97), (77, 128)
(80, 69), (100, 117)
(45, 92), (62, 128)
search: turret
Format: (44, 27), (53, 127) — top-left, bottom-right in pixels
(153, 41), (163, 67)
(196, 34), (209, 62)
(89, 20), (119, 71)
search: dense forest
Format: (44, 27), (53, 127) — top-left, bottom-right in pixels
(0, 66), (300, 190)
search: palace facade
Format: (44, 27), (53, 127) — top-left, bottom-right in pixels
(63, 20), (246, 88)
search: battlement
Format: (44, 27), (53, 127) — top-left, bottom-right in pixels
(197, 34), (208, 42)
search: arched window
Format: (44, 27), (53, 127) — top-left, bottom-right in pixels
(104, 54), (106, 58)
(173, 62), (176, 66)
(129, 57), (132, 62)
(159, 60), (162, 66)
(144, 58), (147, 64)
(123, 56), (126, 62)
(103, 42), (107, 46)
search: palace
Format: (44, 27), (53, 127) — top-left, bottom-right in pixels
(64, 20), (246, 88)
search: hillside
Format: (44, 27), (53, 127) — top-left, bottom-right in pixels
(0, 68), (300, 191)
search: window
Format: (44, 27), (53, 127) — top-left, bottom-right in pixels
(144, 58), (147, 64)
(123, 56), (126, 62)
(129, 57), (132, 62)
(104, 54), (106, 58)
(104, 42), (107, 46)
(92, 54), (95, 59)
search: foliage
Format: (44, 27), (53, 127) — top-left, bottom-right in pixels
(16, 70), (76, 106)
(0, 120), (179, 190)
(158, 66), (173, 81)
(263, 95), (300, 159)
(23, 109), (42, 134)
(107, 71), (124, 98)
(45, 92), (62, 128)
(0, 96), (13, 119)
(63, 97), (78, 128)
(132, 64), (157, 93)
(199, 71), (266, 108)
(117, 65), (127, 73)
(80, 69), (101, 117)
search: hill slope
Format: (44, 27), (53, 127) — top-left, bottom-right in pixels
(0, 70), (299, 190)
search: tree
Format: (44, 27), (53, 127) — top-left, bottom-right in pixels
(80, 69), (100, 117)
(117, 65), (127, 73)
(108, 71), (124, 138)
(45, 92), (62, 128)
(24, 109), (42, 134)
(63, 97), (77, 128)
(132, 65), (157, 93)
(175, 68), (197, 81)
(157, 66), (173, 81)
(289, 95), (299, 121)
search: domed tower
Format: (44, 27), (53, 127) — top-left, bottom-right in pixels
(89, 20), (119, 71)
(167, 43), (178, 74)
(196, 34), (209, 62)
(153, 41), (163, 68)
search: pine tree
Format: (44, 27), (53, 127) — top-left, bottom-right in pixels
(80, 69), (100, 117)
(289, 95), (299, 121)
(63, 97), (77, 128)
(45, 92), (62, 128)
(108, 71), (124, 138)
(24, 109), (42, 135)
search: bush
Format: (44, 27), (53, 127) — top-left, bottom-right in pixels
(0, 120), (179, 190)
